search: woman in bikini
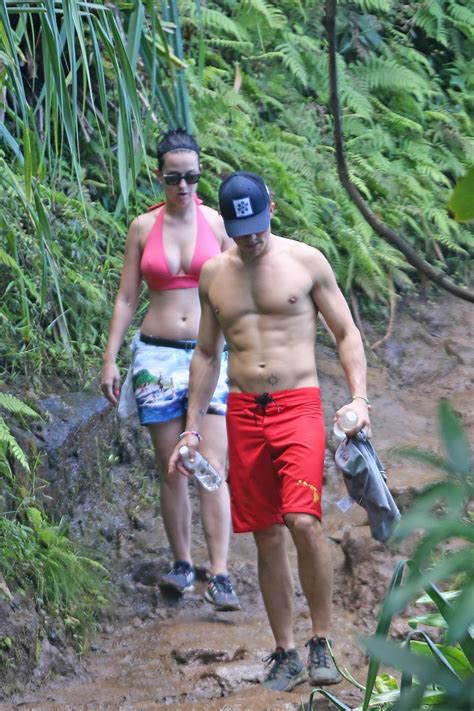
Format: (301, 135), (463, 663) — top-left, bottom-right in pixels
(100, 129), (240, 611)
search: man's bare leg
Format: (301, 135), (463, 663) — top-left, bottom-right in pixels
(284, 513), (333, 637)
(285, 512), (341, 686)
(253, 524), (295, 650)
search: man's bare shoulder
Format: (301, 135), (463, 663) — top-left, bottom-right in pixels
(201, 247), (235, 276)
(280, 236), (330, 268)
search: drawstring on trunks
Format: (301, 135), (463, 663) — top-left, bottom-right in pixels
(254, 392), (281, 415)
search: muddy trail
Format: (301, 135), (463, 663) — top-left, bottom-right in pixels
(3, 293), (473, 711)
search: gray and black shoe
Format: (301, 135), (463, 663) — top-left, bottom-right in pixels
(306, 636), (342, 686)
(159, 560), (195, 594)
(262, 647), (306, 692)
(204, 574), (241, 611)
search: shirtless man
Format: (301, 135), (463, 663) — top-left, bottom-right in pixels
(169, 171), (371, 691)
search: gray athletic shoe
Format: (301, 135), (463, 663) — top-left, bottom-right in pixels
(306, 636), (342, 686)
(158, 560), (195, 594)
(262, 647), (306, 692)
(204, 574), (241, 611)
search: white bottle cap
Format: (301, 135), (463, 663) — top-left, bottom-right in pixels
(339, 410), (358, 431)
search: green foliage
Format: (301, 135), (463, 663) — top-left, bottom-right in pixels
(0, 393), (109, 645)
(0, 512), (109, 645)
(0, 392), (40, 478)
(0, 1), (185, 376)
(183, 0), (473, 299)
(307, 400), (474, 710)
(1, 0), (473, 378)
(448, 165), (474, 222)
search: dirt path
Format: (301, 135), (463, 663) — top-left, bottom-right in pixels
(3, 293), (473, 711)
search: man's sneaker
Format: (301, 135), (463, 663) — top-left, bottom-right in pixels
(158, 560), (195, 594)
(306, 636), (342, 686)
(262, 647), (306, 692)
(204, 574), (241, 611)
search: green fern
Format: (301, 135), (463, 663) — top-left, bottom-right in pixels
(0, 393), (39, 419)
(0, 417), (31, 474)
(240, 0), (286, 29)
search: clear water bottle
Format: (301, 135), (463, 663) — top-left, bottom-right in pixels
(179, 446), (222, 491)
(333, 409), (358, 440)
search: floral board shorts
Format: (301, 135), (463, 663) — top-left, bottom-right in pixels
(118, 333), (229, 426)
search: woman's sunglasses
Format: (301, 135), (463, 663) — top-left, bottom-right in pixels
(162, 171), (201, 186)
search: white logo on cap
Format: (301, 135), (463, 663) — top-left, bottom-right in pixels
(233, 197), (253, 218)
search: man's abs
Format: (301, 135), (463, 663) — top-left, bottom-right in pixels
(227, 342), (319, 393)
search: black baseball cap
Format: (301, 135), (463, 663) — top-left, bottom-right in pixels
(218, 171), (270, 238)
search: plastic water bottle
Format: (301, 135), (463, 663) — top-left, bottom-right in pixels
(179, 446), (222, 491)
(333, 409), (358, 440)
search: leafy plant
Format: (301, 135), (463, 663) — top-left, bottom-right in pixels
(307, 400), (473, 710)
(0, 511), (109, 645)
(448, 165), (474, 222)
(0, 392), (40, 481)
(1, 1), (473, 378)
(0, 392), (109, 645)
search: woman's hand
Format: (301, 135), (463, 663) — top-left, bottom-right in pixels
(100, 361), (121, 406)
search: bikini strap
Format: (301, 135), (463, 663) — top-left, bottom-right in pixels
(147, 194), (203, 213)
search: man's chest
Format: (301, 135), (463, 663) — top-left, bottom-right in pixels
(209, 263), (314, 323)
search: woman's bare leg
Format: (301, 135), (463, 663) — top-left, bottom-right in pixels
(149, 418), (192, 563)
(198, 413), (231, 575)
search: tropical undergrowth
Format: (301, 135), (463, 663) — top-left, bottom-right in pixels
(1, 0), (473, 382)
(0, 392), (110, 653)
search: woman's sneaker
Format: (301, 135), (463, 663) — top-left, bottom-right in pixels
(204, 573), (241, 611)
(306, 636), (342, 686)
(158, 560), (195, 594)
(262, 647), (306, 692)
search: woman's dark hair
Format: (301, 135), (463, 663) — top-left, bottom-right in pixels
(157, 128), (200, 170)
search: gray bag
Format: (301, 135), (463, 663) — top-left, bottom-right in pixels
(335, 432), (400, 543)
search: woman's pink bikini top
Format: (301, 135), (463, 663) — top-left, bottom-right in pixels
(141, 196), (220, 291)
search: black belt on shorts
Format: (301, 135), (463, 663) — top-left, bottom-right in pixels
(139, 334), (228, 352)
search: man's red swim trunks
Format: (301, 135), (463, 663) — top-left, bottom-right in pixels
(226, 387), (325, 533)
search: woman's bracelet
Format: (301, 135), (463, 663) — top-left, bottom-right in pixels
(352, 395), (370, 406)
(178, 430), (202, 442)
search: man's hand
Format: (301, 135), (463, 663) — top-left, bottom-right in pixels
(100, 361), (121, 406)
(335, 399), (372, 437)
(168, 434), (200, 478)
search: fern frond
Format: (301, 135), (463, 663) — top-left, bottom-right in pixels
(240, 0), (286, 29)
(339, 79), (373, 120)
(373, 100), (424, 135)
(275, 41), (308, 86)
(201, 7), (247, 40)
(347, 0), (391, 11)
(0, 393), (39, 419)
(413, 1), (449, 46)
(447, 1), (474, 28)
(207, 39), (253, 53)
(0, 417), (31, 472)
(357, 58), (431, 97)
